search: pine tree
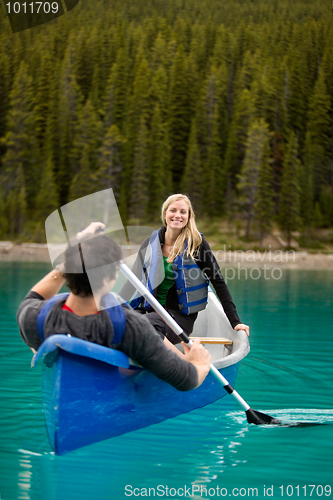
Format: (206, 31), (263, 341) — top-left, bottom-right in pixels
(129, 117), (149, 220)
(181, 120), (203, 216)
(238, 119), (272, 238)
(196, 65), (226, 164)
(203, 108), (226, 216)
(71, 99), (102, 176)
(319, 187), (333, 227)
(45, 58), (62, 182)
(303, 71), (331, 200)
(0, 185), (9, 238)
(35, 51), (55, 149)
(129, 53), (151, 132)
(190, 24), (209, 75)
(322, 28), (333, 98)
(69, 145), (97, 202)
(299, 164), (314, 236)
(286, 49), (309, 143)
(185, 52), (199, 126)
(150, 65), (168, 122)
(35, 155), (59, 220)
(88, 29), (110, 114)
(312, 202), (323, 229)
(111, 47), (130, 131)
(271, 60), (290, 210)
(235, 49), (256, 95)
(211, 26), (230, 69)
(8, 164), (27, 238)
(254, 129), (274, 246)
(75, 29), (94, 101)
(0, 50), (11, 154)
(58, 115), (72, 207)
(251, 63), (277, 129)
(148, 104), (172, 219)
(1, 61), (40, 209)
(168, 45), (192, 188)
(151, 32), (168, 70)
(278, 132), (301, 246)
(57, 44), (83, 205)
(224, 89), (254, 206)
(98, 124), (126, 203)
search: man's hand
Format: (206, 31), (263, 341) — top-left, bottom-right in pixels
(181, 338), (211, 387)
(76, 222), (105, 241)
(234, 323), (250, 336)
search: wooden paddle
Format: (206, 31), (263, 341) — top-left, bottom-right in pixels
(119, 261), (281, 426)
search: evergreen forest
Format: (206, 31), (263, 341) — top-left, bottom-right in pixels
(0, 0), (333, 248)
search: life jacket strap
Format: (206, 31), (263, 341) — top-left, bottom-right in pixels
(36, 292), (127, 345)
(172, 264), (197, 270)
(37, 293), (69, 341)
(179, 297), (208, 310)
(176, 282), (209, 295)
(101, 292), (128, 344)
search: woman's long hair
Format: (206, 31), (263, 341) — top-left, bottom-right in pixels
(161, 194), (202, 262)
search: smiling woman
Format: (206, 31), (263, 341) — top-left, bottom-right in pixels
(165, 199), (189, 230)
(120, 194), (250, 343)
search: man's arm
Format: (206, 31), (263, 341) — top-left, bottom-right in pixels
(17, 291), (46, 350)
(119, 309), (211, 391)
(31, 267), (65, 300)
(17, 253), (66, 350)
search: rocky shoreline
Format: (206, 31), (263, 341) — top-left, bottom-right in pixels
(1, 241), (333, 270)
(0, 242), (50, 262)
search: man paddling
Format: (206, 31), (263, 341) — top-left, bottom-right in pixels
(17, 223), (211, 391)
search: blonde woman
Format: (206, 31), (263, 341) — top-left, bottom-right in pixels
(120, 194), (249, 343)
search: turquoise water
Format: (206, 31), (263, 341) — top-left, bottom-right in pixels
(0, 262), (332, 500)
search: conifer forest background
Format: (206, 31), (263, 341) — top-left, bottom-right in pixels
(1, 0), (333, 248)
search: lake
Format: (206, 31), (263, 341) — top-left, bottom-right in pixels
(0, 262), (332, 500)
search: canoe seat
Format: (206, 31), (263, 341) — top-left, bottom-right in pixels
(191, 337), (233, 345)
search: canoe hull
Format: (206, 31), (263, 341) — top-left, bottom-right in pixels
(41, 347), (239, 455)
(34, 290), (249, 455)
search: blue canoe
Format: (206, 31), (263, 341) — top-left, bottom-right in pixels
(32, 291), (250, 455)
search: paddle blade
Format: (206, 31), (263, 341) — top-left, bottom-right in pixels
(246, 408), (281, 425)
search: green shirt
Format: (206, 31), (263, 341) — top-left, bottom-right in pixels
(156, 256), (174, 306)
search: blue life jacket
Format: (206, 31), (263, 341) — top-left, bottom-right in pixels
(130, 230), (209, 315)
(36, 292), (127, 344)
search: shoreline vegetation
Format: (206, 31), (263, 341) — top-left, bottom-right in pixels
(1, 241), (332, 270)
(2, 219), (333, 270)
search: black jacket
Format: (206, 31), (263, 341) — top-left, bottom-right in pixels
(119, 226), (241, 333)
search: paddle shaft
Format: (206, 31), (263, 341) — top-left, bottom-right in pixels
(119, 261), (250, 412)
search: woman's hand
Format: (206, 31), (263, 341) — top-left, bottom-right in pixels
(76, 222), (105, 241)
(234, 323), (250, 336)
